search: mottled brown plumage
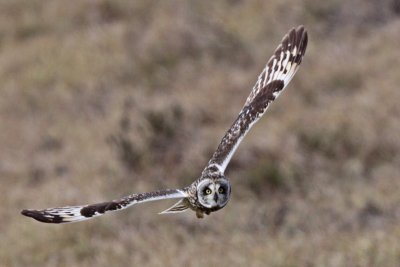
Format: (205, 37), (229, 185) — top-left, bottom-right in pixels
(21, 26), (308, 224)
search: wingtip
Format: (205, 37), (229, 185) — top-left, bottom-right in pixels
(294, 25), (308, 40)
(299, 25), (308, 41)
(21, 209), (33, 217)
(296, 25), (305, 31)
(291, 25), (308, 59)
(21, 209), (44, 222)
(21, 209), (63, 223)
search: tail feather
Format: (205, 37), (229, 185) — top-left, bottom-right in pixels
(159, 199), (190, 214)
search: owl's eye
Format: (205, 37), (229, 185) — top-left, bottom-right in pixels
(204, 188), (212, 195)
(218, 187), (224, 194)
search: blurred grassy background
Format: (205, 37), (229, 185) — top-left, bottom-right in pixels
(1, 0), (400, 266)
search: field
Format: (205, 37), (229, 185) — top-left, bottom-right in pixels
(1, 1), (400, 266)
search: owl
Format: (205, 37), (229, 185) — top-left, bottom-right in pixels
(22, 26), (308, 223)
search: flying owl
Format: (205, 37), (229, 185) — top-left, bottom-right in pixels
(22, 26), (308, 223)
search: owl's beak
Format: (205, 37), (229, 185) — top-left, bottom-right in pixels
(213, 193), (218, 202)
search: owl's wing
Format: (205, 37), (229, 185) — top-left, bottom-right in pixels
(21, 188), (188, 224)
(207, 26), (308, 173)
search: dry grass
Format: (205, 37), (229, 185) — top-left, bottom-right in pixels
(1, 0), (400, 266)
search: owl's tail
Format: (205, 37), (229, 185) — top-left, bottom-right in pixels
(159, 198), (190, 214)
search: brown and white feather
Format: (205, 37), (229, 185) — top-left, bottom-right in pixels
(207, 26), (308, 172)
(21, 26), (308, 224)
(21, 189), (187, 223)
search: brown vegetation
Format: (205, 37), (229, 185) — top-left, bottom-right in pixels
(1, 0), (400, 266)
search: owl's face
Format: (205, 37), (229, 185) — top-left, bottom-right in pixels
(196, 178), (231, 210)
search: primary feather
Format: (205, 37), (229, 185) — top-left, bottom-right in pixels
(21, 189), (187, 223)
(208, 26), (308, 172)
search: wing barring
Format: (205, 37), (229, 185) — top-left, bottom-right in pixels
(207, 26), (308, 173)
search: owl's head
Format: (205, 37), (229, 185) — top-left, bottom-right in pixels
(196, 178), (231, 210)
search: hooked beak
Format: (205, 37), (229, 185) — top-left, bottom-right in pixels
(213, 193), (219, 202)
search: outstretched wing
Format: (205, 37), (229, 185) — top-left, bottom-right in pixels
(21, 188), (188, 224)
(207, 26), (308, 173)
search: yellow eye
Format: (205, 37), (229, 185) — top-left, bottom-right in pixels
(205, 188), (212, 195)
(218, 188), (224, 194)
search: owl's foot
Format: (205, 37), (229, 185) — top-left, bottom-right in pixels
(196, 210), (204, 219)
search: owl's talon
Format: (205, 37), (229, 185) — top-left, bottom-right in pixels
(196, 211), (204, 218)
